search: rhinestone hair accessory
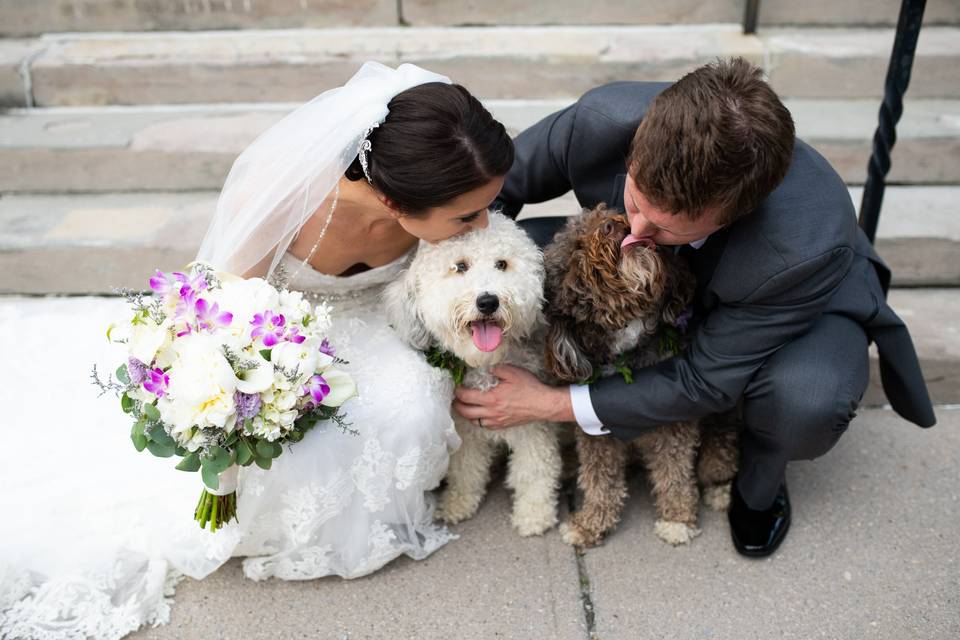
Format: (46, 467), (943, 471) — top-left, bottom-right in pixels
(357, 122), (380, 183)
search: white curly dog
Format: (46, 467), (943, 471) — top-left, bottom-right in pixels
(384, 212), (562, 536)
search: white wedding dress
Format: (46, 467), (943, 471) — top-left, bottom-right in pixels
(0, 248), (460, 639)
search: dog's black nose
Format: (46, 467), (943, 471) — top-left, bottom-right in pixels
(476, 293), (500, 315)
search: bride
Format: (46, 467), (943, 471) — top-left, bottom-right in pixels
(0, 62), (514, 639)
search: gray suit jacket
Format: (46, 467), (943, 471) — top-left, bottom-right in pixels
(495, 81), (936, 436)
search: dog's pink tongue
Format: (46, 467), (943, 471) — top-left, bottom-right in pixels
(471, 320), (503, 352)
(621, 234), (654, 249)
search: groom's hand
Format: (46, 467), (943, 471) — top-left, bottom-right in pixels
(452, 364), (575, 429)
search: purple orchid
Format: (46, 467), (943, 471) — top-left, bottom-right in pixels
(143, 367), (170, 398)
(234, 390), (262, 420)
(303, 374), (331, 405)
(250, 310), (288, 347)
(177, 269), (208, 298)
(149, 270), (178, 298)
(319, 338), (336, 357)
(127, 357), (149, 385)
(194, 298), (233, 331)
(285, 326), (307, 345)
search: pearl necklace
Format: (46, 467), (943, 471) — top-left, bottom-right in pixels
(289, 181), (340, 283)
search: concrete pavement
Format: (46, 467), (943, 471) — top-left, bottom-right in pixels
(130, 407), (960, 640)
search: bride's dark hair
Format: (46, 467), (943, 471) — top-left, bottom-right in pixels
(345, 83), (514, 215)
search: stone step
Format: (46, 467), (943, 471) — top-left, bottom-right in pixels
(4, 25), (959, 107)
(2, 99), (958, 193)
(4, 0), (959, 36)
(1, 186), (957, 295)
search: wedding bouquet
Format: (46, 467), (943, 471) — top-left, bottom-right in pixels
(93, 263), (356, 531)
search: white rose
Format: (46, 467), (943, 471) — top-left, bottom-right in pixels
(129, 316), (173, 365)
(161, 333), (239, 434)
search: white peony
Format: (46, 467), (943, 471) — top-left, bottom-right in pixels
(160, 333), (239, 436)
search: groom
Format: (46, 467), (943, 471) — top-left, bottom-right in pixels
(454, 58), (936, 557)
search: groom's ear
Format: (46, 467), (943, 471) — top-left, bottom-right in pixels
(383, 266), (433, 350)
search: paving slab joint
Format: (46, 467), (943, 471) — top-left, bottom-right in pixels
(17, 45), (45, 108)
(397, 0), (409, 26)
(565, 487), (600, 639)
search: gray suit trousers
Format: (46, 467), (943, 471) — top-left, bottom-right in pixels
(738, 313), (869, 509)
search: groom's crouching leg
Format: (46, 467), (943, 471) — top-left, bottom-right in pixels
(738, 314), (870, 510)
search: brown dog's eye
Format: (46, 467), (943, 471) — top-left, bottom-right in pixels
(495, 260), (508, 271)
(454, 261), (469, 273)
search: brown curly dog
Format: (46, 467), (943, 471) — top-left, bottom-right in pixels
(543, 205), (739, 547)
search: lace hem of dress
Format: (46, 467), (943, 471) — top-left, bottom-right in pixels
(0, 555), (183, 640)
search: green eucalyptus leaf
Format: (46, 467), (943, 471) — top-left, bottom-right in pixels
(149, 426), (175, 448)
(121, 393), (135, 414)
(270, 442), (283, 458)
(255, 439), (275, 459)
(176, 452), (201, 472)
(130, 421), (147, 452)
(146, 440), (175, 458)
(116, 364), (130, 385)
(205, 445), (231, 474)
(235, 439), (253, 466)
(200, 462), (220, 490)
(142, 403), (160, 422)
(255, 456), (272, 471)
(259, 349), (272, 362)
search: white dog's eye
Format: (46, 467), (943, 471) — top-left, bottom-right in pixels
(454, 261), (469, 274)
(495, 260), (508, 271)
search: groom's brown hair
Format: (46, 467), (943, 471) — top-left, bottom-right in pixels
(628, 57), (795, 225)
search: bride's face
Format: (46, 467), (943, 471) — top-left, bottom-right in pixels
(392, 176), (505, 244)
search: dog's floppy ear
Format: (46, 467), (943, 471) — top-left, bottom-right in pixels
(383, 266), (433, 350)
(545, 317), (594, 384)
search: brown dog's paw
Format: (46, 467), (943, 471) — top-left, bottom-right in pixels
(559, 518), (605, 548)
(702, 482), (732, 511)
(653, 519), (701, 546)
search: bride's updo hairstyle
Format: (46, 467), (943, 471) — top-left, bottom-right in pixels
(345, 83), (514, 215)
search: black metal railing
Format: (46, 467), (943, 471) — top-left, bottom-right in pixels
(859, 0), (927, 244)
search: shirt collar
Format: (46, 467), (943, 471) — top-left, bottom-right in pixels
(688, 235), (710, 250)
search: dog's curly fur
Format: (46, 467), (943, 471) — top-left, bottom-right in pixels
(543, 205), (739, 547)
(384, 212), (562, 536)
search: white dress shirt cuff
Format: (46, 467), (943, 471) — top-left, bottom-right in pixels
(569, 384), (610, 435)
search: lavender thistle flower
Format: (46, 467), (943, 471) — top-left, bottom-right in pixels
(234, 390), (262, 420)
(127, 357), (149, 385)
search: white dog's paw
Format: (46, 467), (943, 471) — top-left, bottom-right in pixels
(654, 519), (701, 546)
(435, 492), (480, 525)
(511, 503), (558, 537)
(702, 483), (732, 511)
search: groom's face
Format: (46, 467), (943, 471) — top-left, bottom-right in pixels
(623, 174), (723, 247)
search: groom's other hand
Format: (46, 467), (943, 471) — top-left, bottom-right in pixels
(452, 364), (575, 429)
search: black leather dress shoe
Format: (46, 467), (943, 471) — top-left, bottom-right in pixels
(728, 479), (791, 558)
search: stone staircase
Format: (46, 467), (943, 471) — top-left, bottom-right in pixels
(1, 0), (959, 293)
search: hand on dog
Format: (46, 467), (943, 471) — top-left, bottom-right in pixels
(453, 364), (575, 429)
